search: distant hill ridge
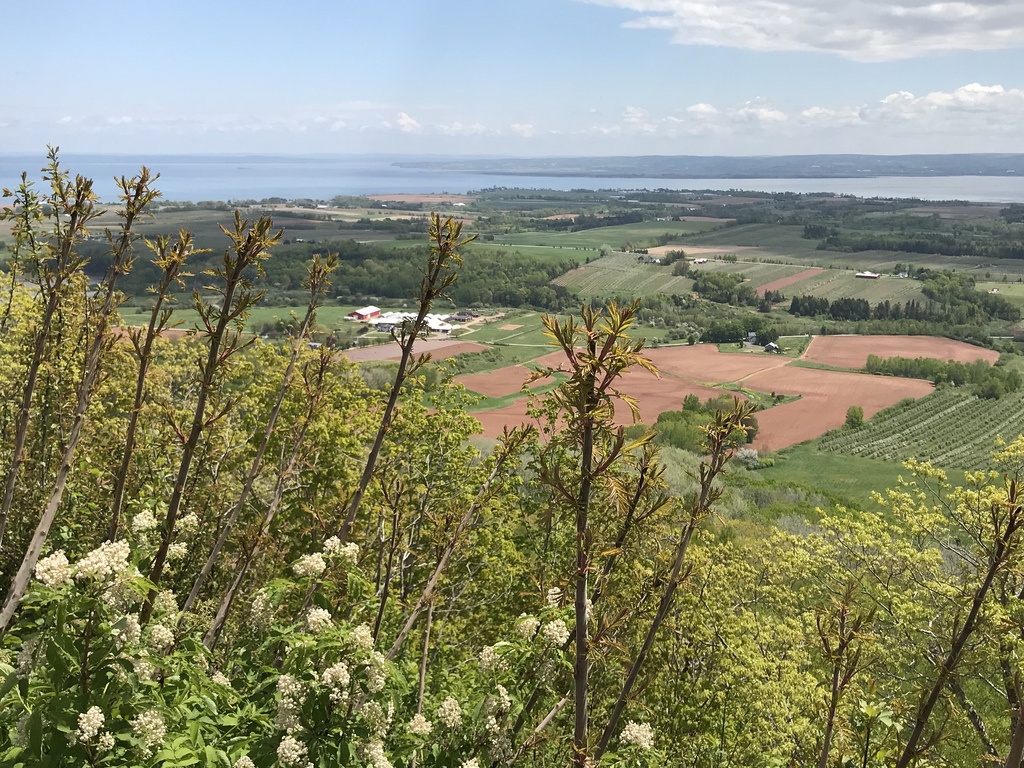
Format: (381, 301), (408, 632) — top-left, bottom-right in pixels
(397, 154), (1024, 179)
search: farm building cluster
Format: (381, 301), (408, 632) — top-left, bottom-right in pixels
(345, 305), (477, 335)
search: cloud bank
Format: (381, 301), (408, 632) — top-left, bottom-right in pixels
(579, 0), (1024, 60)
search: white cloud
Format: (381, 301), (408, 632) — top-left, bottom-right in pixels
(686, 103), (718, 117)
(510, 123), (536, 137)
(578, 0), (1024, 61)
(437, 121), (489, 136)
(734, 102), (788, 124)
(395, 112), (421, 133)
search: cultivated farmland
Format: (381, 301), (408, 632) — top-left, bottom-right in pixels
(819, 388), (1024, 470)
(551, 253), (693, 297)
(803, 335), (1000, 369)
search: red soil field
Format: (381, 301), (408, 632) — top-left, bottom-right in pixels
(341, 339), (488, 363)
(457, 366), (547, 399)
(744, 366), (933, 452)
(755, 268), (824, 296)
(803, 335), (999, 369)
(644, 345), (792, 383)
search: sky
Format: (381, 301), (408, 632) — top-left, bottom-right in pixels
(3, 0), (1024, 157)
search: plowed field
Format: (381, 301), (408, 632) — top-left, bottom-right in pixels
(803, 335), (999, 369)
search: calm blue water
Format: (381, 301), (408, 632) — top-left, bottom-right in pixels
(2, 153), (1023, 204)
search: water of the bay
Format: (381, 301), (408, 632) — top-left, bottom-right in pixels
(2, 154), (1023, 204)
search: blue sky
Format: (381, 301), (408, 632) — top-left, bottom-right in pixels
(3, 0), (1023, 156)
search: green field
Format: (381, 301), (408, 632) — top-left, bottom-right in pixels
(464, 240), (589, 265)
(690, 260), (812, 287)
(780, 271), (928, 303)
(497, 220), (723, 250)
(818, 388), (1024, 470)
(550, 253), (693, 297)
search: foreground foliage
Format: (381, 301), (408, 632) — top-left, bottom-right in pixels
(4, 157), (1024, 768)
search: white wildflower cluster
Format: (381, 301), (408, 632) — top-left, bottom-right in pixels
(542, 619), (570, 646)
(515, 614), (540, 640)
(250, 589), (274, 627)
(306, 607), (332, 634)
(232, 757), (255, 768)
(75, 706), (105, 743)
(35, 550), (72, 587)
(131, 509), (158, 533)
(321, 661), (350, 703)
(620, 720), (655, 750)
(359, 700), (393, 738)
(365, 650), (388, 693)
(275, 674), (306, 733)
(133, 651), (155, 681)
(154, 591), (178, 616)
(546, 586), (562, 607)
(212, 671), (231, 687)
(479, 643), (505, 672)
(131, 709), (167, 753)
(98, 731), (115, 751)
(148, 624), (174, 651)
(484, 712), (512, 762)
(74, 540), (131, 582)
(362, 739), (393, 768)
(349, 623), (374, 651)
(167, 541), (188, 561)
(177, 512), (200, 535)
(291, 553), (326, 578)
(437, 696), (463, 729)
(495, 684), (512, 713)
(461, 758), (481, 768)
(115, 614), (142, 647)
(16, 637), (40, 678)
(323, 536), (359, 564)
(407, 712), (432, 737)
(277, 735), (312, 768)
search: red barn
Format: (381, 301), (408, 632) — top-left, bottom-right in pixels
(347, 305), (381, 321)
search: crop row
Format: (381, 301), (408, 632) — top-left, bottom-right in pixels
(820, 389), (1024, 470)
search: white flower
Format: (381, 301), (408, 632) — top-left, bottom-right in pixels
(277, 674), (304, 700)
(276, 675), (305, 733)
(212, 671), (230, 687)
(461, 759), (481, 768)
(97, 731), (115, 751)
(332, 541), (360, 564)
(350, 623), (374, 650)
(542, 619), (570, 646)
(323, 536), (342, 554)
(35, 550), (72, 587)
(16, 637), (39, 678)
(620, 720), (655, 750)
(360, 700), (392, 737)
(116, 614), (142, 646)
(131, 710), (166, 751)
(149, 624), (174, 651)
(516, 614), (540, 640)
(362, 739), (393, 768)
(546, 586), (562, 607)
(479, 644), (502, 671)
(74, 540), (131, 582)
(132, 509), (158, 533)
(321, 661), (350, 703)
(495, 684), (512, 713)
(167, 542), (188, 561)
(437, 696), (463, 729)
(365, 650), (387, 693)
(250, 589), (274, 626)
(277, 735), (309, 768)
(178, 512), (200, 534)
(485, 715), (500, 735)
(76, 706), (105, 743)
(306, 607), (332, 634)
(133, 651), (155, 681)
(408, 712), (432, 736)
(153, 590), (179, 616)
(232, 757), (255, 768)
(292, 553), (326, 578)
